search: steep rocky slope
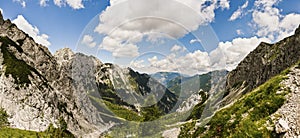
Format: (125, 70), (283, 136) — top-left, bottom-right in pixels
(0, 11), (178, 137)
(224, 25), (300, 105)
(178, 63), (300, 138)
(1, 9), (299, 137)
(176, 25), (300, 137)
(272, 65), (300, 137)
(0, 12), (107, 137)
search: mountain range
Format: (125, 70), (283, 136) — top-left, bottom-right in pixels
(0, 11), (299, 138)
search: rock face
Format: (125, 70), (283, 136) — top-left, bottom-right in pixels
(0, 12), (178, 137)
(272, 66), (300, 137)
(95, 63), (178, 113)
(0, 11), (109, 137)
(0, 12), (3, 25)
(224, 25), (300, 104)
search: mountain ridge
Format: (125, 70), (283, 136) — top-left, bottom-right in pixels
(223, 24), (300, 105)
(177, 25), (300, 138)
(0, 11), (179, 137)
(1, 10), (300, 137)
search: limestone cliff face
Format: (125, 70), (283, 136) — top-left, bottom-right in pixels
(0, 11), (178, 137)
(0, 11), (113, 137)
(224, 25), (300, 104)
(0, 12), (3, 25)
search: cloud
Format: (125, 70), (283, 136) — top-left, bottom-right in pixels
(219, 0), (230, 10)
(131, 50), (210, 75)
(170, 45), (186, 53)
(130, 36), (270, 75)
(130, 60), (145, 69)
(241, 1), (249, 9)
(54, 0), (84, 9)
(252, 0), (300, 41)
(11, 0), (84, 9)
(236, 29), (243, 35)
(132, 50), (211, 75)
(81, 35), (97, 48)
(0, 8), (3, 14)
(54, 0), (63, 6)
(112, 43), (139, 58)
(12, 15), (51, 47)
(210, 36), (270, 71)
(100, 36), (139, 58)
(229, 0), (248, 21)
(95, 0), (230, 58)
(190, 39), (201, 44)
(129, 0), (300, 75)
(278, 13), (300, 39)
(39, 0), (49, 6)
(65, 0), (84, 9)
(13, 0), (26, 8)
(254, 0), (281, 8)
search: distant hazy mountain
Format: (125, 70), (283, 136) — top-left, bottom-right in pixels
(0, 10), (299, 137)
(177, 24), (300, 138)
(151, 72), (184, 86)
(0, 11), (177, 137)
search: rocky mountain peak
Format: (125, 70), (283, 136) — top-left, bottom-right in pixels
(54, 48), (74, 57)
(223, 24), (300, 104)
(54, 48), (74, 65)
(296, 24), (300, 35)
(0, 11), (3, 25)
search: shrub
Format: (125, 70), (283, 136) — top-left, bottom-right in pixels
(0, 108), (9, 128)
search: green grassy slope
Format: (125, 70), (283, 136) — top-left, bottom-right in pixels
(179, 69), (290, 138)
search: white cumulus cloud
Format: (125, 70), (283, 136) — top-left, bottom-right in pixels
(11, 0), (84, 9)
(133, 50), (211, 75)
(81, 35), (97, 48)
(65, 0), (84, 9)
(53, 0), (84, 9)
(130, 36), (271, 75)
(13, 0), (26, 8)
(229, 0), (248, 21)
(170, 45), (187, 53)
(100, 36), (139, 58)
(219, 0), (230, 10)
(252, 0), (300, 41)
(130, 60), (145, 69)
(190, 39), (201, 44)
(12, 15), (51, 47)
(236, 29), (243, 35)
(39, 0), (49, 6)
(210, 36), (270, 71)
(95, 0), (230, 58)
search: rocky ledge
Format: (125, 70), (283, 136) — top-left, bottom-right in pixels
(271, 65), (300, 137)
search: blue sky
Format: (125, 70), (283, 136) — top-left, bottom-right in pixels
(1, 0), (300, 75)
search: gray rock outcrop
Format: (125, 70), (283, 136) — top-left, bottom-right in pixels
(0, 11), (4, 25)
(0, 12), (113, 137)
(223, 24), (300, 105)
(272, 66), (300, 137)
(0, 13), (178, 137)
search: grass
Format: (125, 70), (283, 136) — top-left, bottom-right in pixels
(0, 127), (46, 138)
(103, 100), (144, 122)
(186, 91), (208, 120)
(89, 95), (143, 122)
(0, 125), (74, 138)
(0, 107), (74, 138)
(0, 108), (9, 128)
(179, 68), (290, 138)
